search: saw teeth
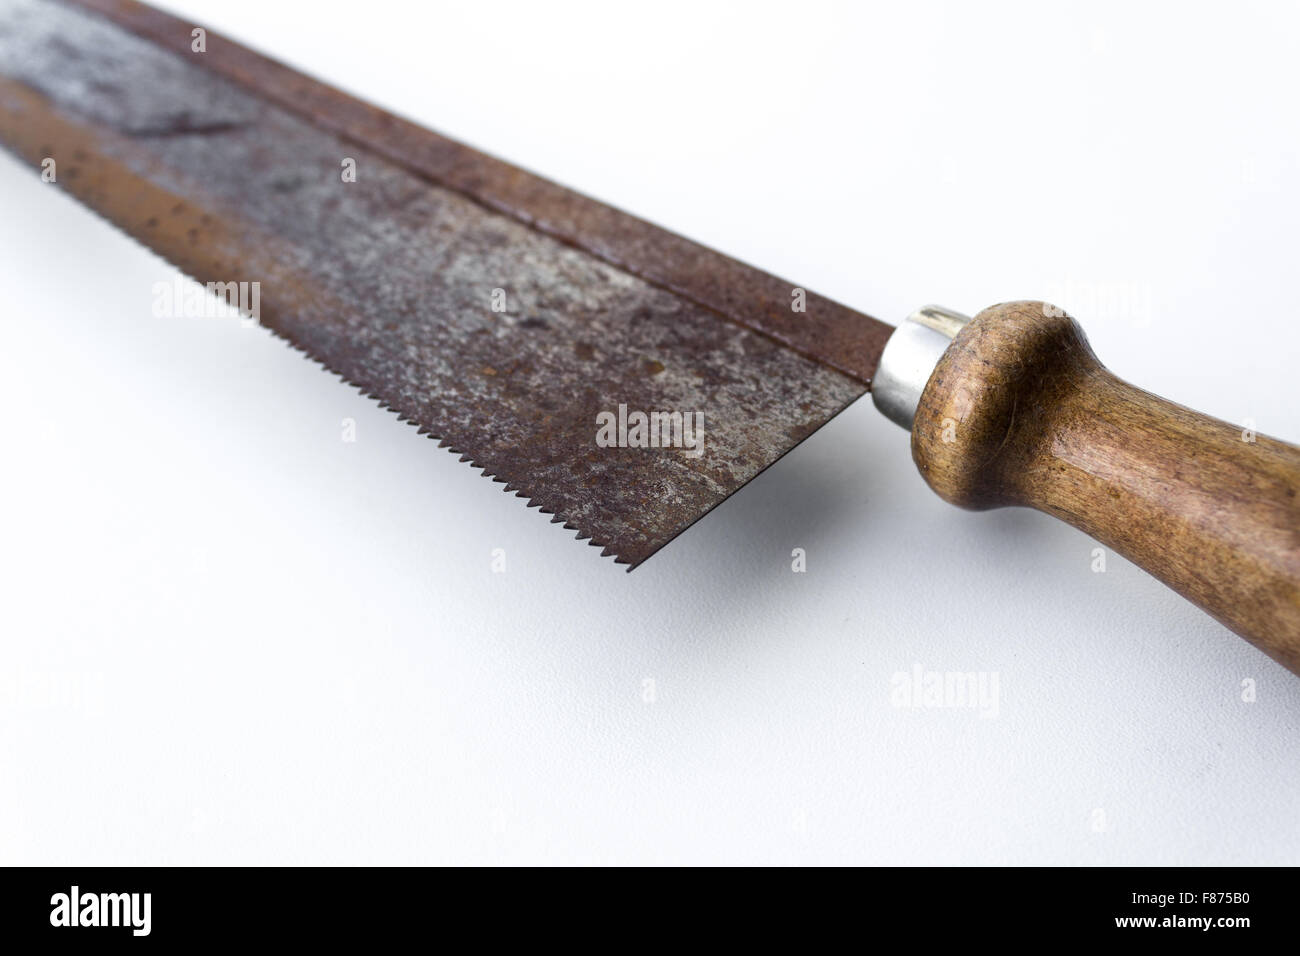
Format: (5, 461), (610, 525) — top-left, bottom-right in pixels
(0, 0), (877, 571)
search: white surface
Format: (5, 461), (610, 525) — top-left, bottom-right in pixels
(2, 0), (1298, 865)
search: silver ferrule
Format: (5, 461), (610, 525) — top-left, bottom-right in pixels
(871, 305), (971, 431)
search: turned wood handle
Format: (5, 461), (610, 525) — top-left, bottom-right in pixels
(911, 301), (1300, 674)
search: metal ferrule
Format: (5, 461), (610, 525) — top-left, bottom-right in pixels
(872, 305), (971, 431)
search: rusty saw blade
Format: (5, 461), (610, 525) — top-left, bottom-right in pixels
(0, 0), (893, 567)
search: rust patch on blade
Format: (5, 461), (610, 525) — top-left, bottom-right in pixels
(0, 0), (877, 568)
(63, 0), (893, 386)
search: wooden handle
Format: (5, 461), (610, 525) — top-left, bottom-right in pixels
(911, 301), (1300, 674)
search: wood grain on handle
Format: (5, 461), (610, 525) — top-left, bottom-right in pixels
(911, 301), (1300, 674)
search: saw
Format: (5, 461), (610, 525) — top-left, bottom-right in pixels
(3, 0), (1299, 675)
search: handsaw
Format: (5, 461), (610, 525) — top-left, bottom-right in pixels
(3, 0), (1299, 675)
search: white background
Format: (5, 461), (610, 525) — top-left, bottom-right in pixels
(2, 0), (1299, 865)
